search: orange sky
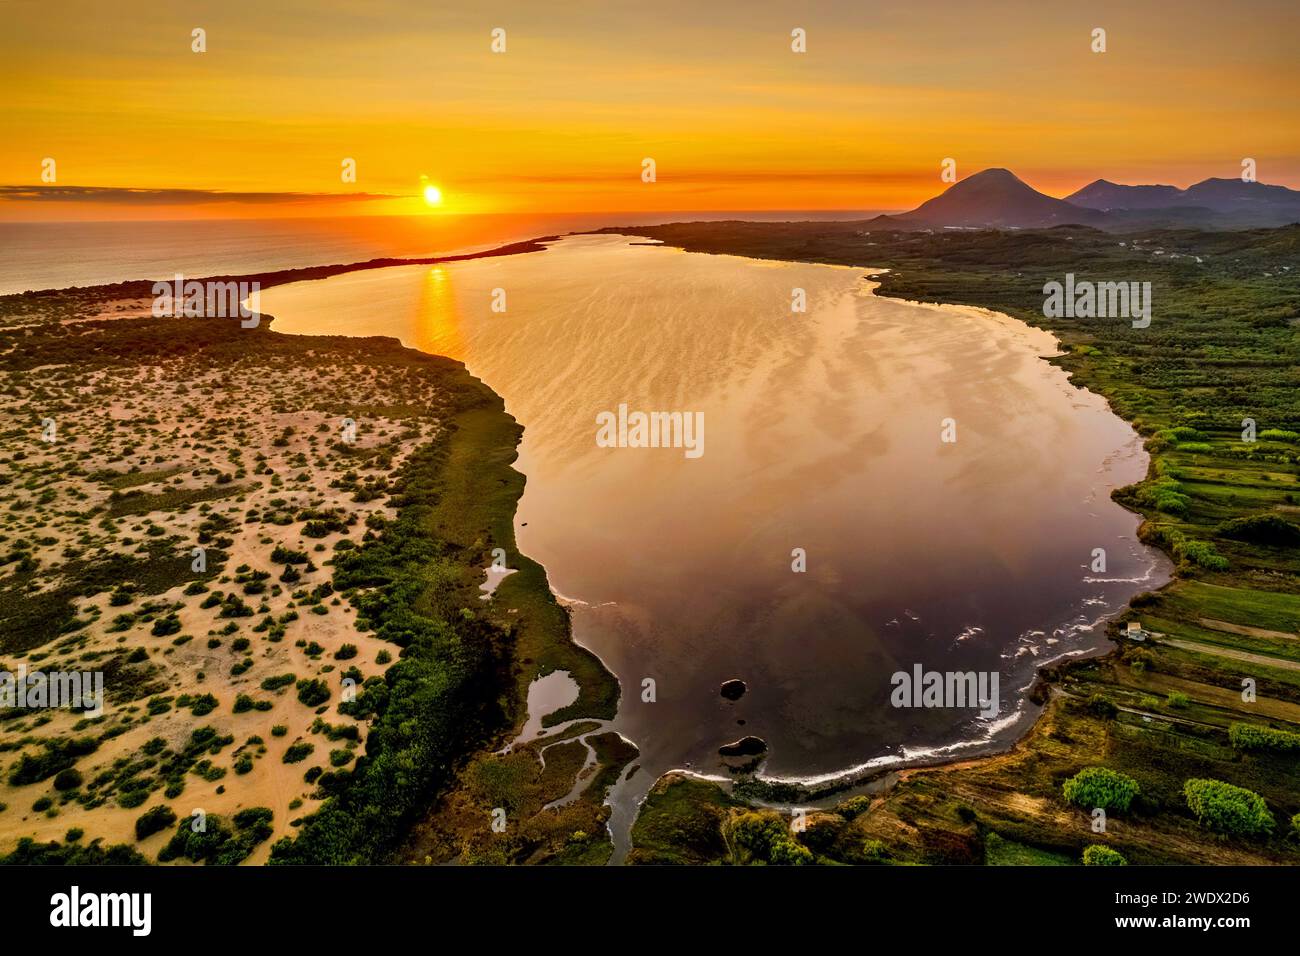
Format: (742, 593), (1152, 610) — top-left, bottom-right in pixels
(3, 0), (1298, 221)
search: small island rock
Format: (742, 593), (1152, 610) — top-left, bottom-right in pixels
(720, 679), (747, 701)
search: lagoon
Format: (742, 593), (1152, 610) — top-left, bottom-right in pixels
(260, 233), (1171, 839)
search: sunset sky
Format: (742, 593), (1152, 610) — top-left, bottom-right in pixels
(3, 0), (1298, 221)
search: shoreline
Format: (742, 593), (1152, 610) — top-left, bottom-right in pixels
(585, 229), (1167, 807)
(178, 229), (1167, 850)
(242, 232), (1163, 857)
(1, 237), (557, 302)
(0, 254), (627, 865)
(600, 220), (1300, 866)
(7, 221), (1296, 866)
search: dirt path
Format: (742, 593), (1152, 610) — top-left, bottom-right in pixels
(1198, 618), (1299, 642)
(1164, 638), (1300, 672)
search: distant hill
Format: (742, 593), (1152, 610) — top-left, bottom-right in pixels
(889, 168), (1104, 229)
(1067, 176), (1300, 227)
(872, 168), (1300, 232)
(1065, 180), (1184, 210)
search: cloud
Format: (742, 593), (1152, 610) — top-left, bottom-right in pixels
(466, 169), (929, 186)
(0, 186), (399, 205)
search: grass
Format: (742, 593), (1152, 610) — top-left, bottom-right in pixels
(107, 483), (252, 517)
(984, 832), (1074, 866)
(627, 774), (741, 865)
(0, 542), (220, 654)
(424, 403), (619, 729)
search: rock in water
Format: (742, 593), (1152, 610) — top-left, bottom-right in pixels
(718, 735), (767, 758)
(720, 679), (746, 701)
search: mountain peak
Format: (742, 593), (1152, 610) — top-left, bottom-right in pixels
(890, 168), (1300, 231)
(960, 167), (1026, 186)
(1067, 176), (1300, 221)
(897, 167), (1098, 228)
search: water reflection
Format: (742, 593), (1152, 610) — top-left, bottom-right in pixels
(262, 234), (1171, 841)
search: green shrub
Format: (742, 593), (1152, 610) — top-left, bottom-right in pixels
(1128, 649), (1154, 673)
(232, 807), (274, 842)
(134, 805), (177, 841)
(726, 811), (812, 866)
(1183, 778), (1274, 836)
(1228, 722), (1300, 753)
(7, 737), (99, 786)
(860, 838), (890, 863)
(1082, 844), (1128, 866)
(157, 809), (272, 866)
(1175, 538), (1229, 571)
(52, 768), (83, 791)
(1135, 477), (1190, 515)
(295, 679), (330, 707)
(283, 742), (314, 764)
(1086, 694), (1118, 719)
(0, 838), (146, 865)
(1063, 767), (1140, 813)
(1217, 514), (1300, 547)
(185, 693), (219, 716)
(1146, 525), (1229, 569)
(150, 614), (182, 637)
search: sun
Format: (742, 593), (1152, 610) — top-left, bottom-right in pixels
(422, 184), (443, 206)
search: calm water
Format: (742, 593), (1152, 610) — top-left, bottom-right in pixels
(0, 211), (888, 295)
(260, 234), (1170, 834)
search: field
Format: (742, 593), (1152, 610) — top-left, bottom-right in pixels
(0, 263), (625, 866)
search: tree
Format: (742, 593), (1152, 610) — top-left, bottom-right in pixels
(1063, 767), (1141, 813)
(1183, 779), (1273, 836)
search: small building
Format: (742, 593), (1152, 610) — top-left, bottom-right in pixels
(1125, 620), (1147, 642)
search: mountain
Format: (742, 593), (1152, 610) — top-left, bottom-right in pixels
(876, 169), (1300, 231)
(1065, 179), (1183, 210)
(1067, 177), (1300, 226)
(890, 168), (1104, 229)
